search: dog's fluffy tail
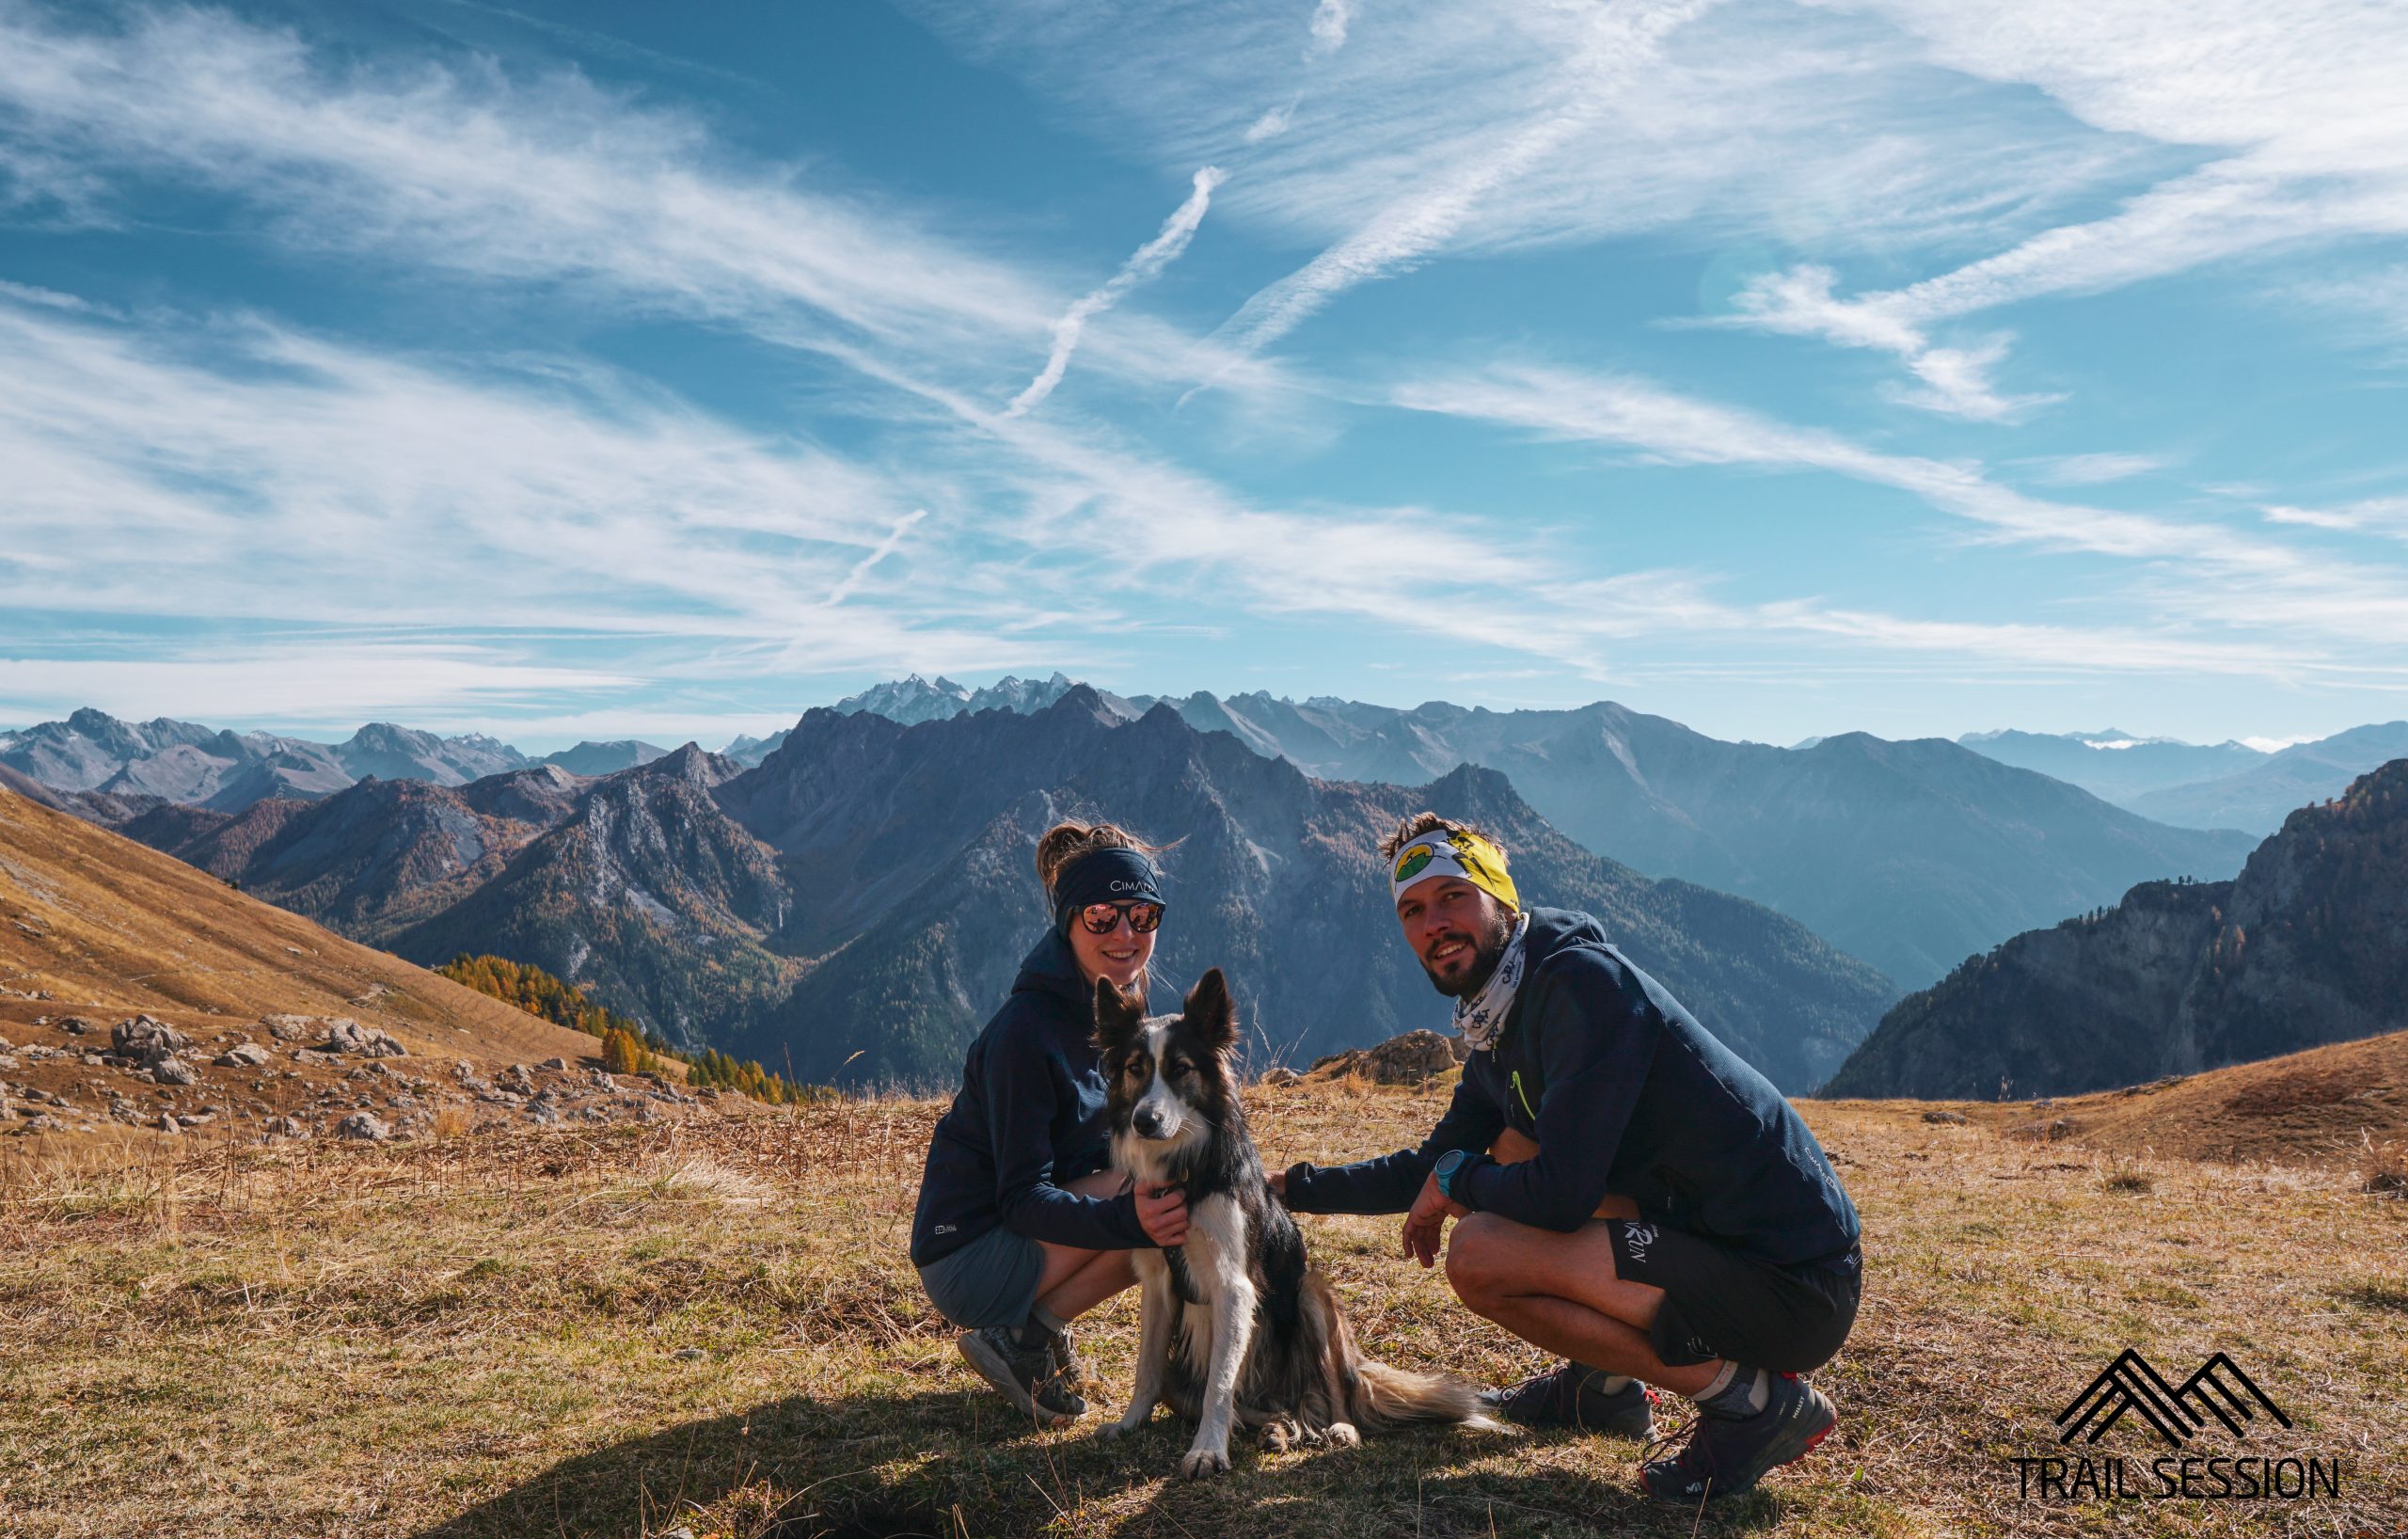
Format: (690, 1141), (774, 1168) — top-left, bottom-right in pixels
(1348, 1359), (1501, 1432)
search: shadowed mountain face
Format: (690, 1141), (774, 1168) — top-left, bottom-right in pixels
(1823, 757), (2408, 1100)
(127, 696), (1893, 1093)
(725, 692), (1893, 1089)
(927, 690), (2259, 991)
(539, 740), (669, 776)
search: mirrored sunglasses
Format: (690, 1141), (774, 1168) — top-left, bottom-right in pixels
(1079, 899), (1164, 935)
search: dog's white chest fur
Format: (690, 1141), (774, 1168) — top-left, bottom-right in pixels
(1131, 1193), (1246, 1304)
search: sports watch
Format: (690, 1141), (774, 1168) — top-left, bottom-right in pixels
(1433, 1148), (1473, 1203)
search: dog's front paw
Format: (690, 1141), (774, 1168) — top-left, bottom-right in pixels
(1324, 1421), (1361, 1449)
(1101, 1411), (1148, 1440)
(1179, 1446), (1231, 1480)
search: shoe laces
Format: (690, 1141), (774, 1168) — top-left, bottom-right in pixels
(1643, 1404), (1717, 1480)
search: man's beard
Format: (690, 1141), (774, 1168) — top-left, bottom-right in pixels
(1422, 907), (1516, 999)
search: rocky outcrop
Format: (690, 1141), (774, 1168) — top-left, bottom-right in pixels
(1824, 759), (2408, 1098)
(1304, 1029), (1465, 1085)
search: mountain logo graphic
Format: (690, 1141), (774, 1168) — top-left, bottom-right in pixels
(2056, 1350), (2292, 1449)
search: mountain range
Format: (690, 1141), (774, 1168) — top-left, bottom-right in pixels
(15, 689), (2274, 992)
(116, 690), (1893, 1093)
(0, 709), (666, 813)
(1823, 756), (2408, 1100)
(1955, 728), (2273, 801)
(1956, 722), (2408, 834)
(816, 679), (2256, 990)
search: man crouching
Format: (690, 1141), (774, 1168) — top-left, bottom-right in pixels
(1270, 814), (1863, 1503)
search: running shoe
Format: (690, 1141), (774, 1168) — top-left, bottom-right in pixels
(1639, 1373), (1836, 1502)
(1481, 1360), (1656, 1437)
(957, 1325), (1085, 1423)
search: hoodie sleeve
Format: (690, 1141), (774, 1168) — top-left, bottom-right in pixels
(986, 1016), (1151, 1250)
(1454, 953), (1656, 1230)
(1281, 1068), (1505, 1215)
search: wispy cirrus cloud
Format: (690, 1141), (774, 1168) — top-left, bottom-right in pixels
(2262, 498), (2408, 538)
(0, 290), (1053, 664)
(906, 0), (2159, 353)
(1005, 165), (1225, 418)
(0, 3), (1286, 413)
(1391, 358), (2408, 655)
(1209, 0), (1714, 362)
(1727, 0), (2408, 409)
(2036, 452), (2170, 486)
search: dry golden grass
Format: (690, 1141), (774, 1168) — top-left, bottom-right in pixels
(3, 1079), (2403, 1538)
(1827, 1027), (2408, 1182)
(0, 787), (600, 1065)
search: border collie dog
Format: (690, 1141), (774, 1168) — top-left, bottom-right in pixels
(1095, 968), (1489, 1479)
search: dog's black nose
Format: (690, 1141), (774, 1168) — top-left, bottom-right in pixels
(1135, 1109), (1165, 1137)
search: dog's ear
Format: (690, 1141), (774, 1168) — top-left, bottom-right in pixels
(1182, 967), (1237, 1053)
(1093, 976), (1144, 1054)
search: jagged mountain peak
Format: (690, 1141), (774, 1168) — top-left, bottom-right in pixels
(635, 742), (744, 788)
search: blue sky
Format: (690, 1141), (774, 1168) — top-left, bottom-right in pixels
(2, 0), (2405, 754)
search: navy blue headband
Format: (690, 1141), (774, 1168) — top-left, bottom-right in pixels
(1052, 846), (1165, 934)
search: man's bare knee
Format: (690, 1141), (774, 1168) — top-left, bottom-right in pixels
(1445, 1213), (1512, 1303)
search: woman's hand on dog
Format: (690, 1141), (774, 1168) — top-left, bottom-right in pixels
(1264, 1167), (1286, 1198)
(1136, 1182), (1190, 1246)
(1401, 1172), (1468, 1268)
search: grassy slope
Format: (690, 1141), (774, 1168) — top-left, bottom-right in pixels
(0, 786), (599, 1065)
(1822, 1025), (2408, 1172)
(3, 1081), (2402, 1538)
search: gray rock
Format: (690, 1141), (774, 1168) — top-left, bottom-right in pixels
(262, 1014), (316, 1042)
(18, 1113), (62, 1134)
(214, 1042), (271, 1069)
(150, 1055), (198, 1087)
(539, 1056), (570, 1071)
(262, 1116), (311, 1140)
(1921, 1109), (1968, 1125)
(335, 1112), (391, 1142)
(1259, 1067), (1302, 1087)
(112, 1015), (191, 1057)
(57, 1017), (94, 1036)
(323, 1019), (407, 1058)
(526, 1101), (562, 1126)
(156, 1112), (181, 1134)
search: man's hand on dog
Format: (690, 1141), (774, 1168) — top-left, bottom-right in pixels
(1136, 1182), (1190, 1246)
(1401, 1171), (1468, 1268)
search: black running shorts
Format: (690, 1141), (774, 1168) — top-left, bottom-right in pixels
(1606, 1220), (1861, 1373)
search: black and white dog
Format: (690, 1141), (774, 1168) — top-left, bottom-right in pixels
(1095, 968), (1490, 1479)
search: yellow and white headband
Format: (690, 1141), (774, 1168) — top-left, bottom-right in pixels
(1389, 828), (1519, 911)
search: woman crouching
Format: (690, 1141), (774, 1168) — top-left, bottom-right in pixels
(909, 820), (1189, 1422)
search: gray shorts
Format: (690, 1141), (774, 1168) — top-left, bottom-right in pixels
(916, 1226), (1043, 1330)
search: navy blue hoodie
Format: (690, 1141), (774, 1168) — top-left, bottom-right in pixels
(910, 931), (1154, 1266)
(1283, 908), (1860, 1270)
